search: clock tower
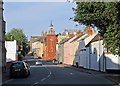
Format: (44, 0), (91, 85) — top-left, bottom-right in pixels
(44, 21), (56, 60)
(48, 21), (55, 34)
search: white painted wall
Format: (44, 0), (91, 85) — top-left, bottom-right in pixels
(5, 40), (18, 62)
(73, 39), (85, 67)
(32, 41), (39, 52)
(78, 40), (86, 67)
(84, 47), (89, 69)
(70, 33), (120, 71)
(105, 54), (120, 70)
(90, 40), (120, 71)
(90, 40), (104, 71)
(61, 44), (64, 63)
(56, 44), (58, 61)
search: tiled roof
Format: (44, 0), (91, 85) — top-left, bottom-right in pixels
(84, 33), (97, 46)
(59, 38), (70, 44)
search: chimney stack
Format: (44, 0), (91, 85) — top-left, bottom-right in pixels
(84, 26), (93, 35)
(76, 30), (83, 37)
(69, 34), (74, 38)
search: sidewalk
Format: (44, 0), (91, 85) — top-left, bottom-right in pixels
(63, 64), (120, 86)
(2, 68), (10, 83)
(0, 72), (2, 86)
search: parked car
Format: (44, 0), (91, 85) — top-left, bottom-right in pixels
(9, 61), (30, 78)
(35, 60), (42, 65)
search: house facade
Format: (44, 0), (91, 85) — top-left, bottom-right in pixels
(73, 26), (120, 71)
(58, 38), (69, 64)
(34, 42), (43, 58)
(63, 31), (83, 65)
(30, 36), (41, 52)
(56, 35), (69, 63)
(30, 36), (44, 58)
(88, 35), (120, 71)
(73, 26), (105, 71)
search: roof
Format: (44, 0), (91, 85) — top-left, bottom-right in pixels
(31, 36), (45, 43)
(31, 36), (41, 38)
(76, 33), (98, 47)
(68, 35), (77, 43)
(77, 34), (89, 42)
(90, 34), (103, 42)
(85, 34), (103, 47)
(70, 34), (83, 43)
(49, 21), (53, 27)
(84, 33), (97, 46)
(59, 38), (70, 44)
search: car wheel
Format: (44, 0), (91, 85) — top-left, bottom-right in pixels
(23, 72), (28, 78)
(28, 71), (30, 76)
(10, 74), (13, 78)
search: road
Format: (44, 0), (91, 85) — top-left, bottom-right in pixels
(2, 59), (116, 86)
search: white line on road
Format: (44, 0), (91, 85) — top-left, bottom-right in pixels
(41, 78), (47, 82)
(34, 82), (39, 84)
(31, 65), (52, 86)
(70, 72), (73, 75)
(40, 66), (52, 82)
(31, 81), (39, 86)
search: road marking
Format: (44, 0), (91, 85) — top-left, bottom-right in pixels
(31, 65), (52, 86)
(30, 65), (45, 68)
(30, 82), (39, 86)
(41, 78), (47, 82)
(40, 66), (52, 82)
(34, 82), (39, 84)
(70, 72), (73, 75)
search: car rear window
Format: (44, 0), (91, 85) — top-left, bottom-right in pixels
(12, 62), (25, 69)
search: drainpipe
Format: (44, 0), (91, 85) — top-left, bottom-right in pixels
(103, 51), (106, 72)
(117, 49), (120, 71)
(98, 32), (101, 72)
(105, 52), (106, 72)
(79, 49), (81, 67)
(89, 46), (91, 69)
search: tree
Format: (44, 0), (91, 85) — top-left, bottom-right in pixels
(5, 28), (27, 45)
(5, 28), (30, 56)
(73, 2), (120, 56)
(103, 22), (120, 56)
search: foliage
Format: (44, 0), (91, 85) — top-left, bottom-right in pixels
(5, 28), (27, 45)
(5, 28), (30, 56)
(104, 22), (120, 56)
(73, 2), (120, 55)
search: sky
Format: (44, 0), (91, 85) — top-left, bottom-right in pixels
(3, 2), (85, 40)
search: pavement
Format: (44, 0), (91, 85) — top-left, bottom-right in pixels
(63, 64), (120, 86)
(2, 68), (10, 83)
(0, 72), (2, 86)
